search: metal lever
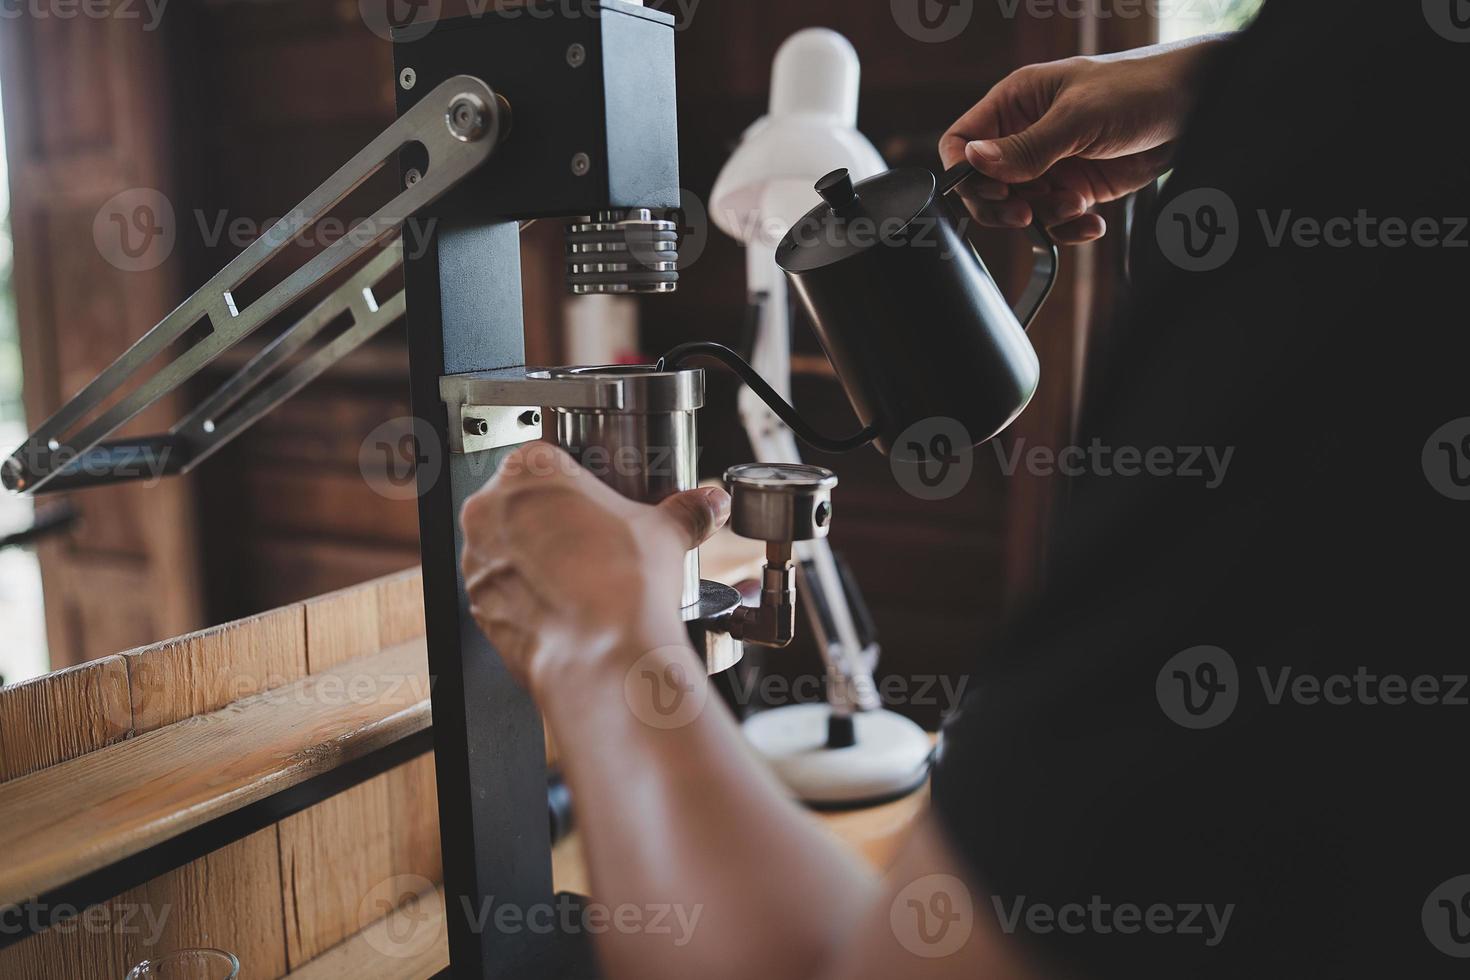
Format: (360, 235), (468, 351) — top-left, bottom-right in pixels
(19, 247), (408, 493)
(3, 75), (503, 494)
(723, 463), (838, 648)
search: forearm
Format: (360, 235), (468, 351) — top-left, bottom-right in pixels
(536, 635), (878, 980)
(1089, 32), (1235, 87)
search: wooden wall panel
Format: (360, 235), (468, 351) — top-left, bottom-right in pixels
(0, 885), (146, 980)
(137, 828), (290, 977)
(0, 831), (288, 980)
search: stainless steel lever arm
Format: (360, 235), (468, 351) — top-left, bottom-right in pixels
(3, 75), (501, 494)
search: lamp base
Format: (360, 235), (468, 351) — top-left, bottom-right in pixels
(742, 703), (933, 809)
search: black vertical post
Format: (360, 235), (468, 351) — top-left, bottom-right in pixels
(404, 219), (552, 976)
(395, 6), (680, 974)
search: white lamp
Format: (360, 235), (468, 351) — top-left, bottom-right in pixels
(710, 29), (933, 808)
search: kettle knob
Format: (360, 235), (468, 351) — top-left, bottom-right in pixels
(724, 463), (837, 542)
(815, 168), (856, 210)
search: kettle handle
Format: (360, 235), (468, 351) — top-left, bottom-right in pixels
(938, 160), (1060, 331)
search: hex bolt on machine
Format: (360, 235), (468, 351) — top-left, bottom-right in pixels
(4, 6), (1057, 975)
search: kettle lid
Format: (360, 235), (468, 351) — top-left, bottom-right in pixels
(775, 166), (938, 273)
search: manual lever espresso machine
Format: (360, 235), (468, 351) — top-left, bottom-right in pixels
(3, 5), (1056, 976)
(1, 6), (847, 977)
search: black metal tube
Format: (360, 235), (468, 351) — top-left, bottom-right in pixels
(8, 434), (189, 495)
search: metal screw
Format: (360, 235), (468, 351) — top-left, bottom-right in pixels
(518, 411), (542, 426)
(404, 168), (423, 188)
(1, 457), (24, 493)
(570, 152), (591, 177)
(399, 68), (417, 91)
(566, 43), (586, 68)
(464, 418), (489, 437)
(446, 94), (489, 142)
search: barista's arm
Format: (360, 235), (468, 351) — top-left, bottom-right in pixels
(461, 442), (1041, 980)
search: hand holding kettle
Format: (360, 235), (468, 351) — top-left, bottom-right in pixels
(939, 38), (1231, 244)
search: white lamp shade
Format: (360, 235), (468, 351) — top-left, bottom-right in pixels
(710, 29), (886, 248)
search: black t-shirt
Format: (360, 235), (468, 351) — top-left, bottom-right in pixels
(931, 2), (1469, 977)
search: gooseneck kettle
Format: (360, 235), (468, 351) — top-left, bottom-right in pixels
(660, 160), (1058, 458)
(775, 160), (1059, 454)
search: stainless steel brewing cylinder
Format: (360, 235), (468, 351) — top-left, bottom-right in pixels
(547, 366), (704, 608)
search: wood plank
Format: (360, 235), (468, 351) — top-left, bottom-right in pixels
(125, 603), (309, 735)
(278, 585), (442, 968)
(284, 887), (448, 979)
(375, 569), (426, 648)
(278, 764), (444, 968)
(304, 581), (382, 674)
(134, 828), (289, 977)
(0, 641), (431, 909)
(0, 883), (146, 980)
(0, 655), (132, 782)
(0, 830), (288, 980)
